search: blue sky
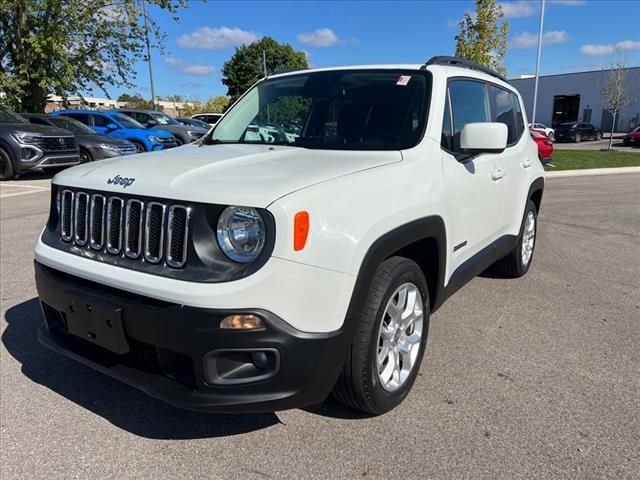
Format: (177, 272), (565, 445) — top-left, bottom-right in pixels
(114, 0), (640, 101)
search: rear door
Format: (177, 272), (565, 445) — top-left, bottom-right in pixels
(488, 85), (532, 234)
(441, 79), (505, 273)
(90, 113), (114, 135)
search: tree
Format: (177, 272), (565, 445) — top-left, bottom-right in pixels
(0, 0), (187, 112)
(454, 0), (508, 76)
(117, 93), (153, 109)
(222, 37), (307, 103)
(183, 96), (231, 116)
(601, 53), (633, 151)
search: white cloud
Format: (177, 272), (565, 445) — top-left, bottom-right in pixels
(580, 40), (640, 56)
(183, 65), (216, 75)
(499, 1), (537, 18)
(550, 0), (585, 5)
(176, 27), (259, 49)
(511, 30), (569, 48)
(297, 28), (340, 47)
(580, 44), (615, 56)
(164, 57), (215, 76)
(616, 40), (640, 50)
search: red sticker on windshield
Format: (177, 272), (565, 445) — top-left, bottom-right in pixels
(396, 75), (411, 86)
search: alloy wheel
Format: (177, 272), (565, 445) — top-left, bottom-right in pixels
(521, 211), (536, 267)
(376, 282), (424, 392)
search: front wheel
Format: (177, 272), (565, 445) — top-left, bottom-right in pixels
(79, 147), (93, 163)
(332, 257), (429, 415)
(596, 131), (602, 140)
(131, 141), (146, 153)
(575, 133), (581, 143)
(0, 147), (15, 181)
(491, 200), (538, 277)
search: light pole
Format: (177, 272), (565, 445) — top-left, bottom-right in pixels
(142, 0), (156, 110)
(531, 0), (546, 124)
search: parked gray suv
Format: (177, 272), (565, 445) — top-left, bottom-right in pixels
(0, 108), (80, 181)
(117, 109), (208, 145)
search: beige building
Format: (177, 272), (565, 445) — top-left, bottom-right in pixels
(45, 95), (195, 117)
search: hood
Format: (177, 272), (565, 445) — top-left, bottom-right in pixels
(151, 124), (208, 135)
(53, 143), (402, 206)
(2, 123), (72, 136)
(75, 133), (132, 145)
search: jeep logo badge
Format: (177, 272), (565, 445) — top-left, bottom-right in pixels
(107, 175), (135, 188)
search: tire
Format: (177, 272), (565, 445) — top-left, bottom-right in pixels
(175, 137), (184, 146)
(575, 133), (581, 143)
(491, 200), (538, 278)
(131, 140), (146, 153)
(332, 256), (430, 415)
(596, 132), (602, 140)
(79, 147), (93, 163)
(0, 147), (15, 181)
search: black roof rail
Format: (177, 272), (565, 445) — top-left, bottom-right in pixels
(271, 66), (308, 75)
(422, 56), (507, 82)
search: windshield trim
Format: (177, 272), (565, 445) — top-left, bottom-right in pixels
(203, 68), (432, 151)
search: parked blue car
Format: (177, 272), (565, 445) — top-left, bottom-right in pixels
(52, 110), (177, 153)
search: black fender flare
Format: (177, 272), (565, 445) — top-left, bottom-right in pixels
(344, 216), (447, 325)
(528, 176), (545, 211)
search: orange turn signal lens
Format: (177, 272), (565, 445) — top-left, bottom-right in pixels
(293, 211), (310, 251)
(220, 315), (265, 330)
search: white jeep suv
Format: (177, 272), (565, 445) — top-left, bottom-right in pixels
(34, 57), (544, 415)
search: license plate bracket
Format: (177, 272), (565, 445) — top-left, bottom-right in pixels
(65, 296), (129, 354)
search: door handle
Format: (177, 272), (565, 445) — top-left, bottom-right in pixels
(490, 169), (505, 181)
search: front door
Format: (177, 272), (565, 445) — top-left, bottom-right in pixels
(441, 80), (505, 278)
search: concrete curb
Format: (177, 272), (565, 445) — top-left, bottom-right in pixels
(545, 166), (640, 177)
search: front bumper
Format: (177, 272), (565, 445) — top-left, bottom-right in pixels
(35, 261), (351, 413)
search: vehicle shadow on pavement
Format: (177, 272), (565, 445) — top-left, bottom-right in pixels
(2, 298), (281, 439)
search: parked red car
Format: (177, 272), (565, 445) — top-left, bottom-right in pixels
(531, 129), (553, 164)
(623, 127), (640, 147)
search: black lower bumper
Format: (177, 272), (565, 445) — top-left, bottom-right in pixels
(35, 261), (350, 413)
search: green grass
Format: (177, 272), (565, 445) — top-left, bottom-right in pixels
(545, 150), (640, 171)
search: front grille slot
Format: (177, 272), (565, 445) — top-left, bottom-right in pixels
(144, 202), (166, 264)
(35, 136), (77, 151)
(90, 195), (106, 250)
(106, 197), (124, 254)
(60, 190), (74, 241)
(166, 206), (190, 268)
(57, 189), (189, 269)
(124, 200), (144, 259)
(73, 192), (89, 246)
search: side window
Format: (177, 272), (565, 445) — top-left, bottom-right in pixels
(448, 80), (490, 152)
(441, 92), (453, 151)
(488, 85), (517, 145)
(91, 114), (111, 127)
(28, 117), (50, 126)
(66, 113), (90, 124)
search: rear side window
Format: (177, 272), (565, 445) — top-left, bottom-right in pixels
(65, 113), (90, 124)
(488, 85), (518, 145)
(92, 114), (112, 127)
(447, 80), (490, 152)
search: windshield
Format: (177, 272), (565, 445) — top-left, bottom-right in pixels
(151, 113), (179, 125)
(112, 113), (145, 129)
(0, 109), (28, 124)
(48, 116), (95, 134)
(208, 69), (430, 150)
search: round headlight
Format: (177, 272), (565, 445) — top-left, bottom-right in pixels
(216, 206), (266, 262)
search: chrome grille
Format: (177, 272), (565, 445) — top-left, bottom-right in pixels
(124, 199), (144, 258)
(60, 190), (74, 241)
(106, 197), (124, 254)
(60, 189), (190, 268)
(73, 192), (89, 246)
(90, 194), (106, 250)
(166, 206), (190, 268)
(144, 203), (165, 263)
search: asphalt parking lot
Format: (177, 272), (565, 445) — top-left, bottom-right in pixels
(1, 173), (639, 480)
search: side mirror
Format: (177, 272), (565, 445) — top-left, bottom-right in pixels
(106, 123), (118, 130)
(460, 122), (508, 153)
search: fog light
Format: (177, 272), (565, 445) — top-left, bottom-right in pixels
(220, 314), (264, 330)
